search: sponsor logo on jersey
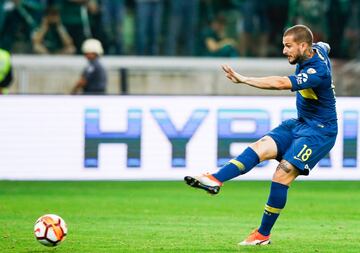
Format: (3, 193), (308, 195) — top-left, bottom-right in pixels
(296, 73), (308, 84)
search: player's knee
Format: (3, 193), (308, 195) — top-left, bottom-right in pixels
(249, 136), (277, 161)
(272, 161), (299, 186)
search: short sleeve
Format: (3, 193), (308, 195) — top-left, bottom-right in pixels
(289, 68), (324, 91)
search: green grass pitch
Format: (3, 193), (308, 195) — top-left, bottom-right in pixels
(0, 180), (360, 253)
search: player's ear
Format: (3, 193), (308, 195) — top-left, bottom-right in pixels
(299, 42), (308, 53)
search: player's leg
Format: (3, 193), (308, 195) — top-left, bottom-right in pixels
(184, 136), (278, 194)
(240, 126), (337, 245)
(239, 159), (299, 245)
(184, 119), (296, 194)
(213, 136), (278, 181)
(257, 161), (299, 238)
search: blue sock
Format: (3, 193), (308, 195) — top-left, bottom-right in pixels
(212, 147), (260, 182)
(258, 182), (289, 236)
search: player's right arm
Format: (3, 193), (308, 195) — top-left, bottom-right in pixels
(222, 64), (292, 90)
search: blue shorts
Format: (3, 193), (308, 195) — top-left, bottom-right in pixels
(267, 118), (337, 175)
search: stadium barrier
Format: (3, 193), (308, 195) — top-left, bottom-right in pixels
(11, 55), (295, 95)
(11, 55), (360, 96)
(0, 95), (358, 180)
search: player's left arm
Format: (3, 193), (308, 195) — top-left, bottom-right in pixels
(222, 64), (292, 90)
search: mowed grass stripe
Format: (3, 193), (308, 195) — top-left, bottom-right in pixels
(0, 181), (359, 253)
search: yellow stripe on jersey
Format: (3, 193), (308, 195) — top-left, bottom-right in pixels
(229, 159), (245, 171)
(299, 88), (318, 100)
(265, 204), (282, 214)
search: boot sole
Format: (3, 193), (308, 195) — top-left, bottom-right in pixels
(184, 176), (220, 195)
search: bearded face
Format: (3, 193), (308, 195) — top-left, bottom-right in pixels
(282, 35), (310, 65)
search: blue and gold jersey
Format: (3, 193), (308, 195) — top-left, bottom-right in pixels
(288, 42), (337, 135)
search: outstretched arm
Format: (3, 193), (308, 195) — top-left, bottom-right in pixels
(222, 64), (292, 90)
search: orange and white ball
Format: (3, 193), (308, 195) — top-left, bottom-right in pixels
(34, 214), (67, 247)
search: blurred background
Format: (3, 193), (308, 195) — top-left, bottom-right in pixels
(1, 3), (359, 251)
(0, 0), (359, 96)
(0, 0), (359, 181)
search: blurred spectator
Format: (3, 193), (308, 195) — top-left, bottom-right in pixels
(71, 39), (107, 95)
(165, 0), (199, 56)
(342, 0), (360, 59)
(0, 0), (43, 53)
(0, 0), (5, 33)
(238, 0), (270, 57)
(100, 0), (125, 55)
(287, 0), (329, 42)
(327, 0), (348, 58)
(87, 0), (104, 42)
(135, 0), (163, 55)
(32, 5), (76, 54)
(59, 0), (91, 54)
(264, 0), (289, 57)
(122, 2), (135, 55)
(1, 0), (358, 59)
(200, 15), (238, 57)
(0, 48), (12, 95)
(199, 0), (232, 23)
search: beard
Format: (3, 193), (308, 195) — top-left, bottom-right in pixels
(287, 52), (309, 65)
(288, 56), (299, 65)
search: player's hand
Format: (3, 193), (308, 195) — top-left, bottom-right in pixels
(221, 64), (247, 83)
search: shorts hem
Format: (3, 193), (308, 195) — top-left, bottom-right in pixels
(285, 159), (310, 176)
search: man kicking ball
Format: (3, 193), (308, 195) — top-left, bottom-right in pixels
(185, 24), (337, 246)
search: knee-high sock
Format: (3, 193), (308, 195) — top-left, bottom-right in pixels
(258, 181), (289, 236)
(212, 147), (260, 182)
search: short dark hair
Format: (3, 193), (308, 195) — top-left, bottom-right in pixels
(284, 25), (313, 45)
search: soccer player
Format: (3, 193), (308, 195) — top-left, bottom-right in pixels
(184, 24), (337, 245)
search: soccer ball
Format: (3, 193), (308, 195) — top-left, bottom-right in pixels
(34, 214), (67, 247)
